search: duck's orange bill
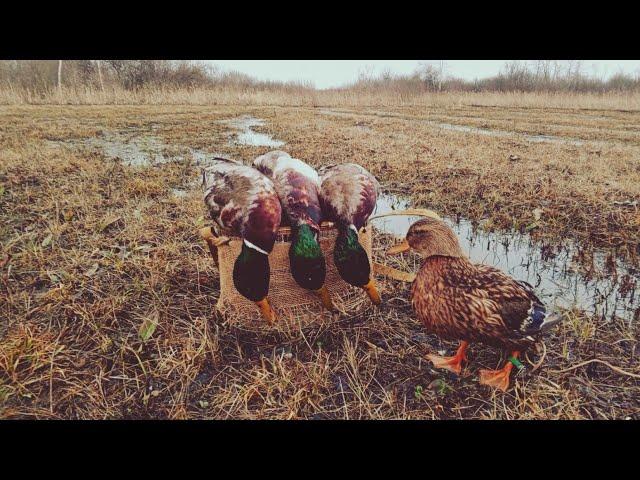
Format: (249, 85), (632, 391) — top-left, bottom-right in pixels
(387, 239), (410, 255)
(255, 297), (277, 323)
(314, 286), (335, 312)
(362, 279), (381, 305)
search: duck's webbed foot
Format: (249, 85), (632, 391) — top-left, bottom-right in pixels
(479, 351), (520, 392)
(255, 298), (277, 323)
(427, 341), (468, 375)
(361, 279), (381, 305)
(314, 285), (335, 312)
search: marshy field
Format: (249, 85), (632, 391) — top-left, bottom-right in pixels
(1, 96), (639, 419)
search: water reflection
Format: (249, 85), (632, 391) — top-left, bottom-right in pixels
(47, 132), (214, 168)
(371, 193), (639, 321)
(221, 116), (285, 147)
(319, 109), (586, 145)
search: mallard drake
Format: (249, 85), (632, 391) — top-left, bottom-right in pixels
(318, 163), (381, 305)
(202, 157), (282, 322)
(253, 150), (333, 311)
(388, 216), (561, 391)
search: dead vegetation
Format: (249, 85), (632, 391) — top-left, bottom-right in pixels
(1, 102), (639, 419)
(2, 60), (640, 109)
(3, 86), (640, 112)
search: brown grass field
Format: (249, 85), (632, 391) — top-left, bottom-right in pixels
(1, 96), (639, 419)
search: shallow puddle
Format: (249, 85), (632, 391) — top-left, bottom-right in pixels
(44, 121), (283, 199)
(221, 116), (285, 147)
(427, 121), (584, 145)
(46, 130), (225, 172)
(371, 193), (639, 321)
(319, 109), (586, 145)
(47, 132), (212, 168)
(85, 132), (170, 166)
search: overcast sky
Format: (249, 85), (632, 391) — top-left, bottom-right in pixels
(206, 60), (640, 89)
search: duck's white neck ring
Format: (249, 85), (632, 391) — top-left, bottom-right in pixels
(243, 239), (269, 255)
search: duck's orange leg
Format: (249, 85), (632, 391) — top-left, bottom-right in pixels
(479, 351), (520, 392)
(427, 341), (468, 375)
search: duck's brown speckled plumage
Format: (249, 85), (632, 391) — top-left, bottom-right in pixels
(253, 151), (322, 230)
(406, 218), (557, 353)
(413, 257), (543, 351)
(202, 157), (281, 253)
(318, 163), (380, 230)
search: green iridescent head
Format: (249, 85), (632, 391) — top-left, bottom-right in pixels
(333, 226), (371, 287)
(334, 226), (381, 305)
(289, 223), (326, 291)
(233, 242), (270, 302)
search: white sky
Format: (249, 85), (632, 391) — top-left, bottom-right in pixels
(206, 60), (640, 89)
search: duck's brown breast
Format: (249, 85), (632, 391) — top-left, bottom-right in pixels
(411, 256), (538, 350)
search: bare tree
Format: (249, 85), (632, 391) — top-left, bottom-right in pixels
(96, 60), (104, 93)
(417, 62), (443, 91)
(439, 60), (447, 91)
(57, 60), (62, 97)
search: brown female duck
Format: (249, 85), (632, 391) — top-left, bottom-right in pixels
(388, 216), (561, 391)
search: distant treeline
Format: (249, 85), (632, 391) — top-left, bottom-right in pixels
(1, 60), (638, 95)
(0, 60), (313, 93)
(343, 61), (640, 94)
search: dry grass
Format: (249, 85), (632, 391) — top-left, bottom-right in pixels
(275, 105), (640, 259)
(3, 86), (640, 111)
(1, 102), (639, 419)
